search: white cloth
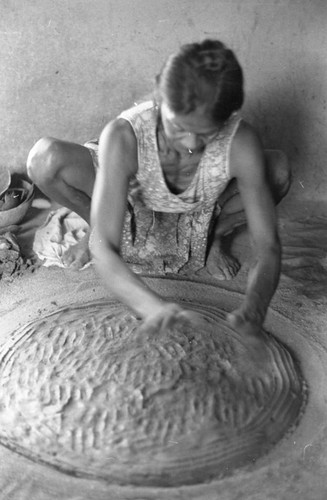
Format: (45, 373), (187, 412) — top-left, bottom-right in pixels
(33, 207), (91, 268)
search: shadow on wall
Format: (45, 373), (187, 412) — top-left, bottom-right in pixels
(244, 57), (325, 202)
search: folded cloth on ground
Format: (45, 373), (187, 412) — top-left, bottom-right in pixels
(33, 207), (91, 269)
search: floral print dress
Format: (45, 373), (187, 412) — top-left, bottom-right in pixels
(111, 101), (241, 275)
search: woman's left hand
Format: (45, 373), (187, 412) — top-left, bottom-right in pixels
(226, 308), (272, 372)
(226, 308), (262, 337)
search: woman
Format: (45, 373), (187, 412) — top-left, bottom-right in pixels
(27, 39), (291, 338)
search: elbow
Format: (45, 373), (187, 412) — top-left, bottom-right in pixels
(89, 228), (119, 266)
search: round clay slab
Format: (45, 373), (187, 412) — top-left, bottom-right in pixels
(0, 298), (307, 487)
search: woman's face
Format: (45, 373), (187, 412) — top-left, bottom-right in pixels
(160, 101), (220, 153)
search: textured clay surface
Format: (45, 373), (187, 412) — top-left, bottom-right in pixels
(0, 298), (307, 487)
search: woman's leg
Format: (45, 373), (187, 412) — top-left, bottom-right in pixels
(205, 150), (291, 280)
(217, 149), (291, 235)
(27, 136), (96, 268)
(27, 137), (96, 222)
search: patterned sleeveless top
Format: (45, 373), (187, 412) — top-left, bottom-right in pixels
(118, 101), (241, 275)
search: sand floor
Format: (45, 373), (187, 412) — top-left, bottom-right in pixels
(0, 197), (327, 499)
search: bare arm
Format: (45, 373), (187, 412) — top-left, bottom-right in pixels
(90, 119), (197, 333)
(228, 122), (281, 335)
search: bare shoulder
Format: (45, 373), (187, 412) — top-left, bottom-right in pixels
(229, 120), (265, 180)
(99, 117), (138, 177)
(101, 117), (136, 143)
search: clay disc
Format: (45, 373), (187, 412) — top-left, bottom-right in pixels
(0, 298), (307, 487)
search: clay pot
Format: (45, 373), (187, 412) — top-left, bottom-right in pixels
(0, 179), (34, 229)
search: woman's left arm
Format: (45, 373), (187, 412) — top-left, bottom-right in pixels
(228, 122), (281, 337)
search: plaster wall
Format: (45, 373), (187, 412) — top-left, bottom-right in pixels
(0, 0), (326, 203)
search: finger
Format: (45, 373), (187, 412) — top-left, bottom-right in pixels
(177, 310), (203, 326)
(195, 266), (209, 278)
(153, 312), (187, 333)
(62, 254), (71, 266)
(137, 320), (158, 337)
(227, 309), (253, 329)
(164, 305), (182, 328)
(68, 261), (80, 270)
(207, 266), (226, 280)
(217, 267), (230, 280)
(133, 328), (154, 348)
(64, 256), (78, 269)
(226, 311), (242, 329)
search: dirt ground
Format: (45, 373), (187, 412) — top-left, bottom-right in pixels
(0, 197), (327, 500)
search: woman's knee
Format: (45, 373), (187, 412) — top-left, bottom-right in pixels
(26, 137), (68, 185)
(265, 149), (292, 202)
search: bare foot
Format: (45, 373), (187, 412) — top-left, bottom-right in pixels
(62, 232), (91, 270)
(203, 242), (240, 280)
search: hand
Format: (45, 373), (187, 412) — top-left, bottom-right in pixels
(135, 302), (201, 344)
(227, 308), (262, 338)
(226, 307), (273, 373)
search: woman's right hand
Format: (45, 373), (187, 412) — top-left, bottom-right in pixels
(135, 302), (201, 342)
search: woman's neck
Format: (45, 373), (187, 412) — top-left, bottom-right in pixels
(156, 116), (205, 161)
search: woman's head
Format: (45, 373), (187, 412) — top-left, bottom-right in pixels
(155, 39), (244, 125)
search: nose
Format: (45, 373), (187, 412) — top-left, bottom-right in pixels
(179, 133), (199, 151)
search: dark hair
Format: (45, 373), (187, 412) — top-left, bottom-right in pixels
(155, 39), (244, 123)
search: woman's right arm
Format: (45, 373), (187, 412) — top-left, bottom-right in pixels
(90, 119), (196, 333)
